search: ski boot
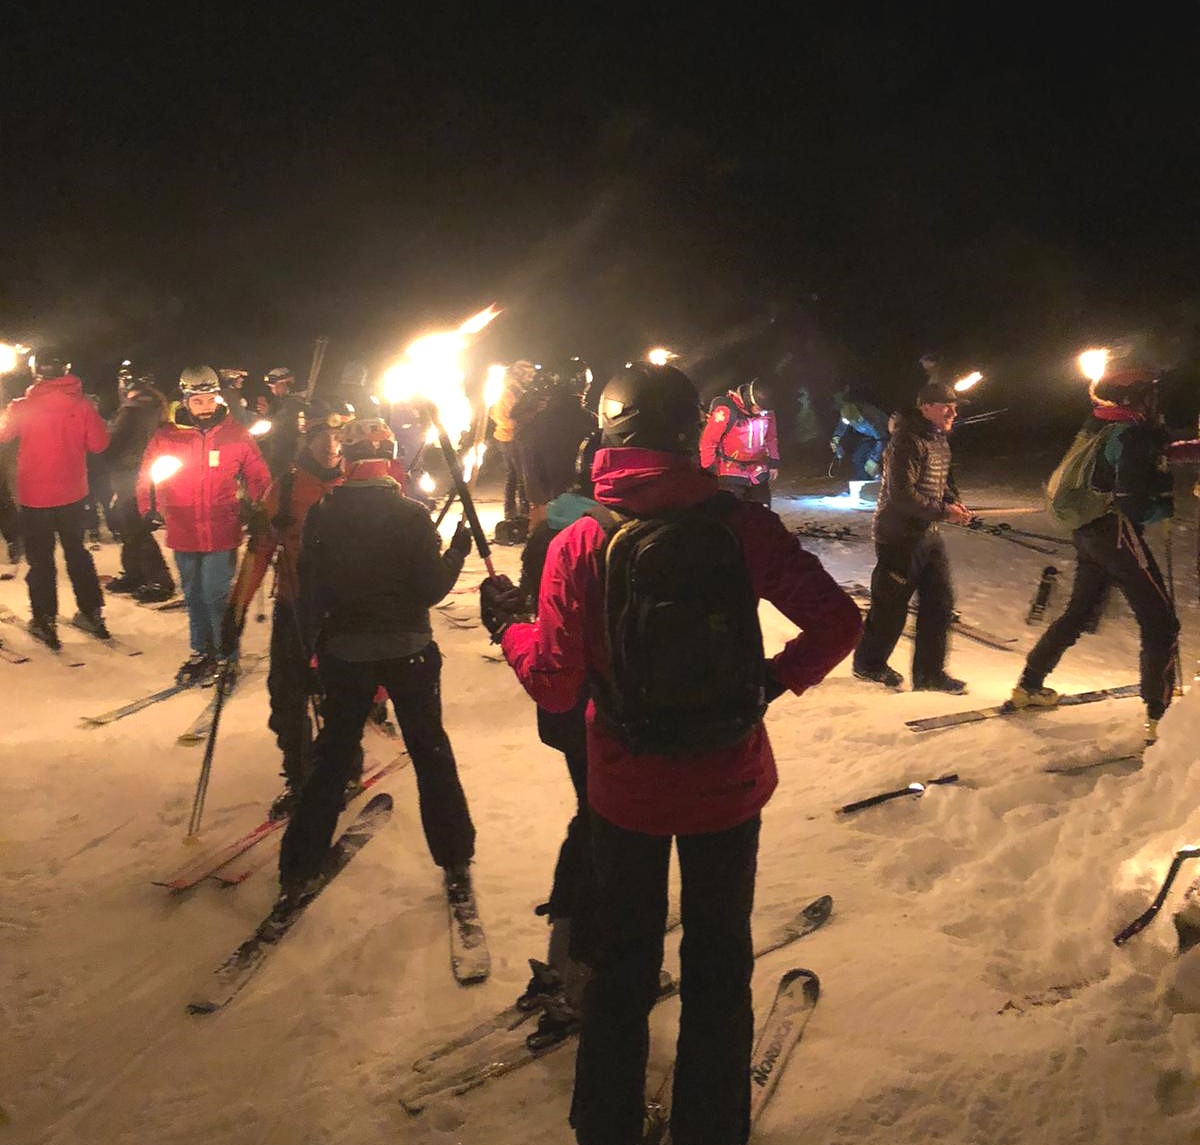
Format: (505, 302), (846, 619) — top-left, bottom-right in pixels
(176, 652), (214, 687)
(28, 615), (61, 651)
(208, 656), (240, 692)
(1145, 717), (1160, 746)
(269, 787), (298, 821)
(443, 862), (474, 907)
(516, 958), (564, 1012)
(133, 582), (175, 604)
(72, 609), (111, 640)
(852, 663), (903, 689)
(525, 992), (580, 1052)
(104, 573), (142, 594)
(1009, 683), (1059, 710)
(913, 672), (968, 695)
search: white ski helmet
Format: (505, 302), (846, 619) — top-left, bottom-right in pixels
(179, 365), (220, 395)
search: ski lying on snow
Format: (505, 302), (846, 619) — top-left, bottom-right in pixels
(176, 653), (268, 744)
(643, 967), (821, 1144)
(82, 682), (193, 726)
(906, 683), (1141, 733)
(187, 793), (393, 1014)
(398, 895), (833, 1115)
(209, 755), (409, 887)
(1044, 752), (1143, 776)
(0, 639), (30, 664)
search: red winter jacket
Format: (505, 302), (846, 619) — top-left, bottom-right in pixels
(136, 406), (271, 553)
(699, 391), (779, 484)
(0, 375), (109, 508)
(501, 447), (862, 836)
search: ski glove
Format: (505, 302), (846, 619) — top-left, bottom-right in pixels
(448, 518), (472, 560)
(142, 509), (164, 532)
(480, 574), (524, 643)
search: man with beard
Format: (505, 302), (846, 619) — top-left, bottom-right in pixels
(137, 366), (271, 684)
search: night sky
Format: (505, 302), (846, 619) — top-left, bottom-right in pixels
(3, 9), (1199, 432)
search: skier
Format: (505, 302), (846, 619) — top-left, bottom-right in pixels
(223, 401), (353, 817)
(479, 363), (861, 1145)
(829, 389), (889, 490)
(103, 367), (176, 602)
(512, 361), (597, 531)
(488, 358), (535, 540)
(699, 378), (781, 506)
(1010, 366), (1200, 743)
(258, 366), (307, 479)
(852, 378), (974, 692)
(278, 416), (476, 903)
(0, 349), (111, 648)
(218, 367), (252, 425)
(137, 366), (271, 685)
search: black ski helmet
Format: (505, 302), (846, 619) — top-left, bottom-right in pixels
(738, 378), (773, 412)
(597, 363), (703, 453)
(31, 349), (68, 379)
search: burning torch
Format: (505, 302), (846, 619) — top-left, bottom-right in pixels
(147, 455), (183, 524)
(1078, 347), (1110, 401)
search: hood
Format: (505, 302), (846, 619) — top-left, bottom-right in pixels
(590, 447), (718, 514)
(546, 490), (598, 531)
(29, 374), (85, 398)
(1091, 404), (1143, 425)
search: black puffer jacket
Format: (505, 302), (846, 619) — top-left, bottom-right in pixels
(299, 475), (465, 647)
(872, 408), (957, 544)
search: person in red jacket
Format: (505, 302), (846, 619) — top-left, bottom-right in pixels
(0, 349), (111, 649)
(223, 401), (352, 816)
(699, 378), (781, 506)
(137, 365), (271, 685)
(480, 364), (861, 1145)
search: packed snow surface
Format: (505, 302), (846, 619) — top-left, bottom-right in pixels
(2, 472), (1199, 1145)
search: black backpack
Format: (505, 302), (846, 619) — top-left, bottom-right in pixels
(587, 494), (767, 756)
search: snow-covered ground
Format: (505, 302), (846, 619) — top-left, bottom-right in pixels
(2, 470), (1200, 1145)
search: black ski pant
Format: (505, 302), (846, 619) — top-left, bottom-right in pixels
(854, 529), (954, 684)
(19, 499), (104, 621)
(268, 599), (314, 789)
(538, 695), (595, 964)
(570, 811), (759, 1145)
(110, 484), (173, 590)
(279, 642), (475, 886)
(716, 474), (772, 508)
(1022, 513), (1179, 719)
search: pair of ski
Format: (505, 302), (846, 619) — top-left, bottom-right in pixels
(0, 608), (85, 667)
(397, 894), (832, 1116)
(642, 967), (820, 1144)
(175, 653), (269, 744)
(841, 584), (1017, 653)
(154, 751), (408, 891)
(906, 682), (1140, 732)
(187, 777), (489, 1012)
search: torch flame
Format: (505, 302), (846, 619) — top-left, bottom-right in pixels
(954, 371), (982, 393)
(380, 304), (502, 448)
(150, 455), (183, 485)
(647, 347), (677, 367)
(0, 344), (18, 374)
(249, 418), (273, 437)
(418, 471), (437, 495)
(1078, 348), (1109, 384)
(483, 364), (507, 410)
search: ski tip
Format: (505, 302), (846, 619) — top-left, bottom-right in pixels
(777, 967), (820, 997)
(361, 792), (395, 816)
(802, 895), (834, 925)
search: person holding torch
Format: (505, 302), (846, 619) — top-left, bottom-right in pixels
(137, 366), (270, 686)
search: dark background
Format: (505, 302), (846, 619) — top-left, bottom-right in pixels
(2, 8), (1198, 455)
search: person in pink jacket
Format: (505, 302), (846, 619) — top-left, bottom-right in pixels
(480, 363), (862, 1145)
(0, 350), (110, 650)
(137, 366), (270, 685)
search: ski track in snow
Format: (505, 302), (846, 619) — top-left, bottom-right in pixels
(2, 476), (1200, 1144)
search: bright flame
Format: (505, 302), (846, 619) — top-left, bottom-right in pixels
(249, 418), (273, 437)
(379, 305), (502, 447)
(1078, 348), (1109, 384)
(150, 455), (183, 484)
(647, 347), (677, 367)
(0, 344), (17, 373)
(483, 364), (507, 409)
(461, 442), (488, 482)
(954, 371), (982, 393)
(418, 472), (436, 495)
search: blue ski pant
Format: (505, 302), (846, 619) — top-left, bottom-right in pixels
(174, 549), (237, 657)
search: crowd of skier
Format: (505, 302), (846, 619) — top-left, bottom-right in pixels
(0, 343), (1198, 1144)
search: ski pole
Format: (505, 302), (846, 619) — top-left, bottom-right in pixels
(424, 403), (497, 578)
(1113, 845), (1200, 946)
(1165, 520), (1184, 696)
(838, 773), (958, 815)
(186, 665), (233, 840)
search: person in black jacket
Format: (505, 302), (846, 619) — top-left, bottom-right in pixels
(259, 366), (307, 479)
(1011, 366), (1188, 743)
(852, 379), (973, 692)
(103, 371), (175, 601)
(278, 416), (476, 901)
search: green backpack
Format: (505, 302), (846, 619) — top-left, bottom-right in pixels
(1045, 424), (1117, 530)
